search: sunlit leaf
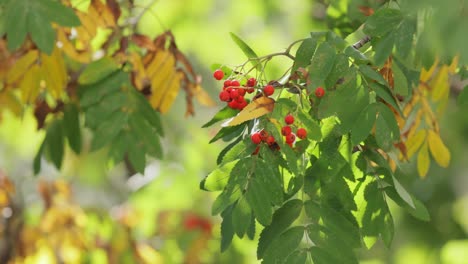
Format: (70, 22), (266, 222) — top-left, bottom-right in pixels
(427, 130), (450, 168)
(262, 226), (304, 263)
(223, 96), (275, 127)
(230, 32), (261, 71)
(257, 199), (303, 258)
(351, 103), (378, 145)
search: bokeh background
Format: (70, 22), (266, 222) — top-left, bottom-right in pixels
(0, 0), (467, 263)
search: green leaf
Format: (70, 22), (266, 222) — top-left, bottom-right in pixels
(63, 104), (82, 154)
(202, 106), (238, 128)
(217, 138), (254, 165)
(209, 124), (246, 144)
(392, 174), (415, 209)
(364, 8), (403, 37)
(220, 205), (235, 252)
(128, 138), (146, 174)
(28, 6), (55, 54)
(395, 17), (416, 58)
(309, 42), (336, 88)
(373, 33), (395, 67)
(33, 141), (46, 175)
(245, 177), (273, 225)
(371, 82), (403, 116)
(79, 57), (121, 85)
(385, 187), (430, 221)
(392, 61), (409, 96)
(247, 214), (256, 239)
(257, 199), (303, 258)
(284, 251), (308, 264)
(232, 197), (252, 237)
(262, 226), (304, 263)
(108, 133), (128, 164)
(45, 119), (64, 170)
(360, 181), (394, 248)
(344, 46), (370, 63)
(5, 0), (28, 51)
(310, 246), (343, 264)
(38, 0), (80, 27)
(359, 64), (389, 86)
(292, 37), (318, 72)
(375, 103), (400, 150)
(458, 85), (468, 106)
(133, 91), (164, 136)
(79, 71), (128, 108)
(351, 103), (378, 145)
(325, 53), (351, 89)
(91, 111), (128, 151)
(200, 160), (239, 191)
(128, 114), (163, 159)
(229, 32), (261, 71)
(255, 159), (283, 205)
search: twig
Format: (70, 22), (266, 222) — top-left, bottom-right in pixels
(352, 35), (371, 50)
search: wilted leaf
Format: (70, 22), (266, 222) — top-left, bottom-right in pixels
(427, 130), (450, 168)
(417, 142), (430, 177)
(405, 129), (426, 158)
(223, 96), (275, 126)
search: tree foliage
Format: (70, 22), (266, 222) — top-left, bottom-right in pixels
(0, 0), (467, 263)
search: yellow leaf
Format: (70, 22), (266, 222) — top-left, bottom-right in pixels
(136, 243), (163, 264)
(427, 130), (450, 168)
(40, 47), (67, 99)
(154, 71), (184, 113)
(129, 52), (148, 90)
(0, 90), (23, 116)
(420, 57), (439, 83)
(193, 84), (216, 107)
(224, 96), (275, 126)
(448, 55), (459, 73)
(406, 129), (426, 159)
(6, 50), (39, 84)
(417, 142), (430, 178)
(19, 64), (41, 103)
(430, 65), (449, 101)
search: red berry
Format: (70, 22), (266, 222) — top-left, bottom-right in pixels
(284, 114), (294, 125)
(315, 87), (325, 98)
(223, 80), (232, 88)
(251, 133), (262, 144)
(285, 133), (296, 144)
(236, 95), (245, 104)
(247, 77), (257, 87)
(263, 85), (274, 96)
(281, 126), (292, 136)
(230, 89), (239, 99)
(184, 215), (201, 230)
(213, 69), (224, 80)
(238, 100), (248, 110)
(247, 87), (255, 93)
(266, 135), (276, 145)
(259, 130), (269, 141)
(228, 100), (240, 109)
(297, 128), (307, 139)
(237, 88), (246, 96)
(231, 80), (240, 87)
(219, 91), (231, 102)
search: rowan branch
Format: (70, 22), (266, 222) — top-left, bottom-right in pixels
(352, 35), (371, 50)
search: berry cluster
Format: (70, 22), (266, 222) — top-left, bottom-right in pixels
(281, 114), (307, 147)
(213, 69), (277, 111)
(250, 129), (280, 155)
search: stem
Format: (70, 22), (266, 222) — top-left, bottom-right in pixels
(352, 35), (371, 50)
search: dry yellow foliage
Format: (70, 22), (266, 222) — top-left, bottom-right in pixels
(224, 96), (275, 126)
(399, 56), (458, 177)
(130, 31), (215, 116)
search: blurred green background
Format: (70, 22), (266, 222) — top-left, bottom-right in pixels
(0, 0), (467, 263)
